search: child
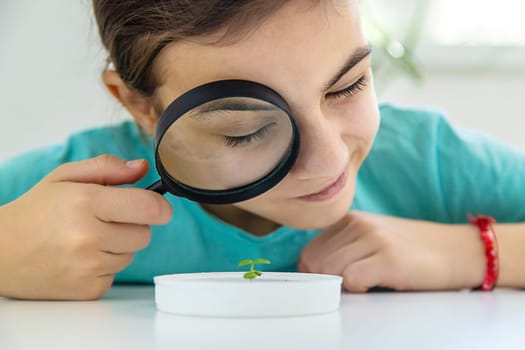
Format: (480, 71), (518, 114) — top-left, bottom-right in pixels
(1, 0), (524, 300)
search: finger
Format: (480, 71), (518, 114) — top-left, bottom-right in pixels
(317, 238), (377, 276)
(297, 259), (309, 272)
(316, 211), (381, 261)
(308, 211), (367, 252)
(310, 222), (362, 263)
(94, 186), (173, 225)
(65, 275), (115, 301)
(342, 255), (389, 293)
(97, 252), (135, 276)
(310, 213), (354, 246)
(300, 214), (353, 266)
(300, 214), (363, 271)
(47, 154), (149, 186)
(97, 222), (152, 254)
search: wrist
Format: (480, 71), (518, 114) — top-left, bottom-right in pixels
(447, 224), (486, 289)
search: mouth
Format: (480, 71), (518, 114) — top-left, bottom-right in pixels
(297, 168), (349, 202)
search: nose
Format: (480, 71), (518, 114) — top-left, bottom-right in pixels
(289, 112), (349, 181)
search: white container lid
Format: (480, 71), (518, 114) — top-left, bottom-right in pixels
(154, 272), (343, 318)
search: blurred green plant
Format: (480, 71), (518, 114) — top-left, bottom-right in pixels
(361, 0), (431, 89)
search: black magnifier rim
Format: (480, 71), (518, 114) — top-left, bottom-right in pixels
(153, 79), (300, 204)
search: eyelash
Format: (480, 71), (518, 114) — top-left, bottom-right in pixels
(224, 123), (274, 147)
(326, 75), (368, 100)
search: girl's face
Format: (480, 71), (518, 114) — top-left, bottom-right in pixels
(153, 0), (379, 230)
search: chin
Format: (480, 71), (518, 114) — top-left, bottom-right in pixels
(238, 164), (360, 230)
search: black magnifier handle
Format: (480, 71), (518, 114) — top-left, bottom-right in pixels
(146, 180), (167, 195)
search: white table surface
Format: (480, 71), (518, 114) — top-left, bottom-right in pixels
(1, 286), (524, 350)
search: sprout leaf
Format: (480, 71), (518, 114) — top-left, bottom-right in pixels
(238, 259), (253, 267)
(253, 259), (271, 265)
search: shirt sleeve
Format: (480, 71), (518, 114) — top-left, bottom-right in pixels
(436, 115), (525, 223)
(356, 104), (525, 225)
(0, 144), (68, 206)
(0, 121), (152, 206)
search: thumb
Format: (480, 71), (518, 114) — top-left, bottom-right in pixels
(46, 154), (149, 186)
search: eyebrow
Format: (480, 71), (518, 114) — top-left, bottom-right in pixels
(323, 45), (372, 90)
(191, 100), (277, 120)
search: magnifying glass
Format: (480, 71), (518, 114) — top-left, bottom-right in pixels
(146, 80), (300, 204)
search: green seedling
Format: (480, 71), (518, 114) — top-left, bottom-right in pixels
(238, 259), (271, 280)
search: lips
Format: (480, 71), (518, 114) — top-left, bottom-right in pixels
(297, 168), (349, 202)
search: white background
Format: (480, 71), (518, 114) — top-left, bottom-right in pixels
(1, 0), (524, 161)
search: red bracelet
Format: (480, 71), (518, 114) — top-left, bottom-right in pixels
(468, 214), (499, 291)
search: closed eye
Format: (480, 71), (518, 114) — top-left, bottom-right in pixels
(326, 76), (368, 100)
(224, 123), (275, 147)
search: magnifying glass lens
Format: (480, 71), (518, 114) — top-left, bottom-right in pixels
(157, 97), (293, 191)
(147, 80), (299, 204)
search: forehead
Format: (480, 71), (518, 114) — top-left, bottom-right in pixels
(154, 0), (365, 107)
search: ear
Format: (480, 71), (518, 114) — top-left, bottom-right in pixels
(102, 70), (158, 136)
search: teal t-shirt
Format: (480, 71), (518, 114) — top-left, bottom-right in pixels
(2, 103), (525, 283)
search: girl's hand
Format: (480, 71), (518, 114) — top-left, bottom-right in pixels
(0, 155), (172, 300)
(298, 211), (486, 292)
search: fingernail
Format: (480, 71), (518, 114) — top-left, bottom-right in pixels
(126, 159), (144, 168)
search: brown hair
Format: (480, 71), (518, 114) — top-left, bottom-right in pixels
(93, 0), (289, 96)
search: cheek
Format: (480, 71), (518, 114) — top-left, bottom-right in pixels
(232, 178), (297, 219)
(337, 91), (380, 143)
